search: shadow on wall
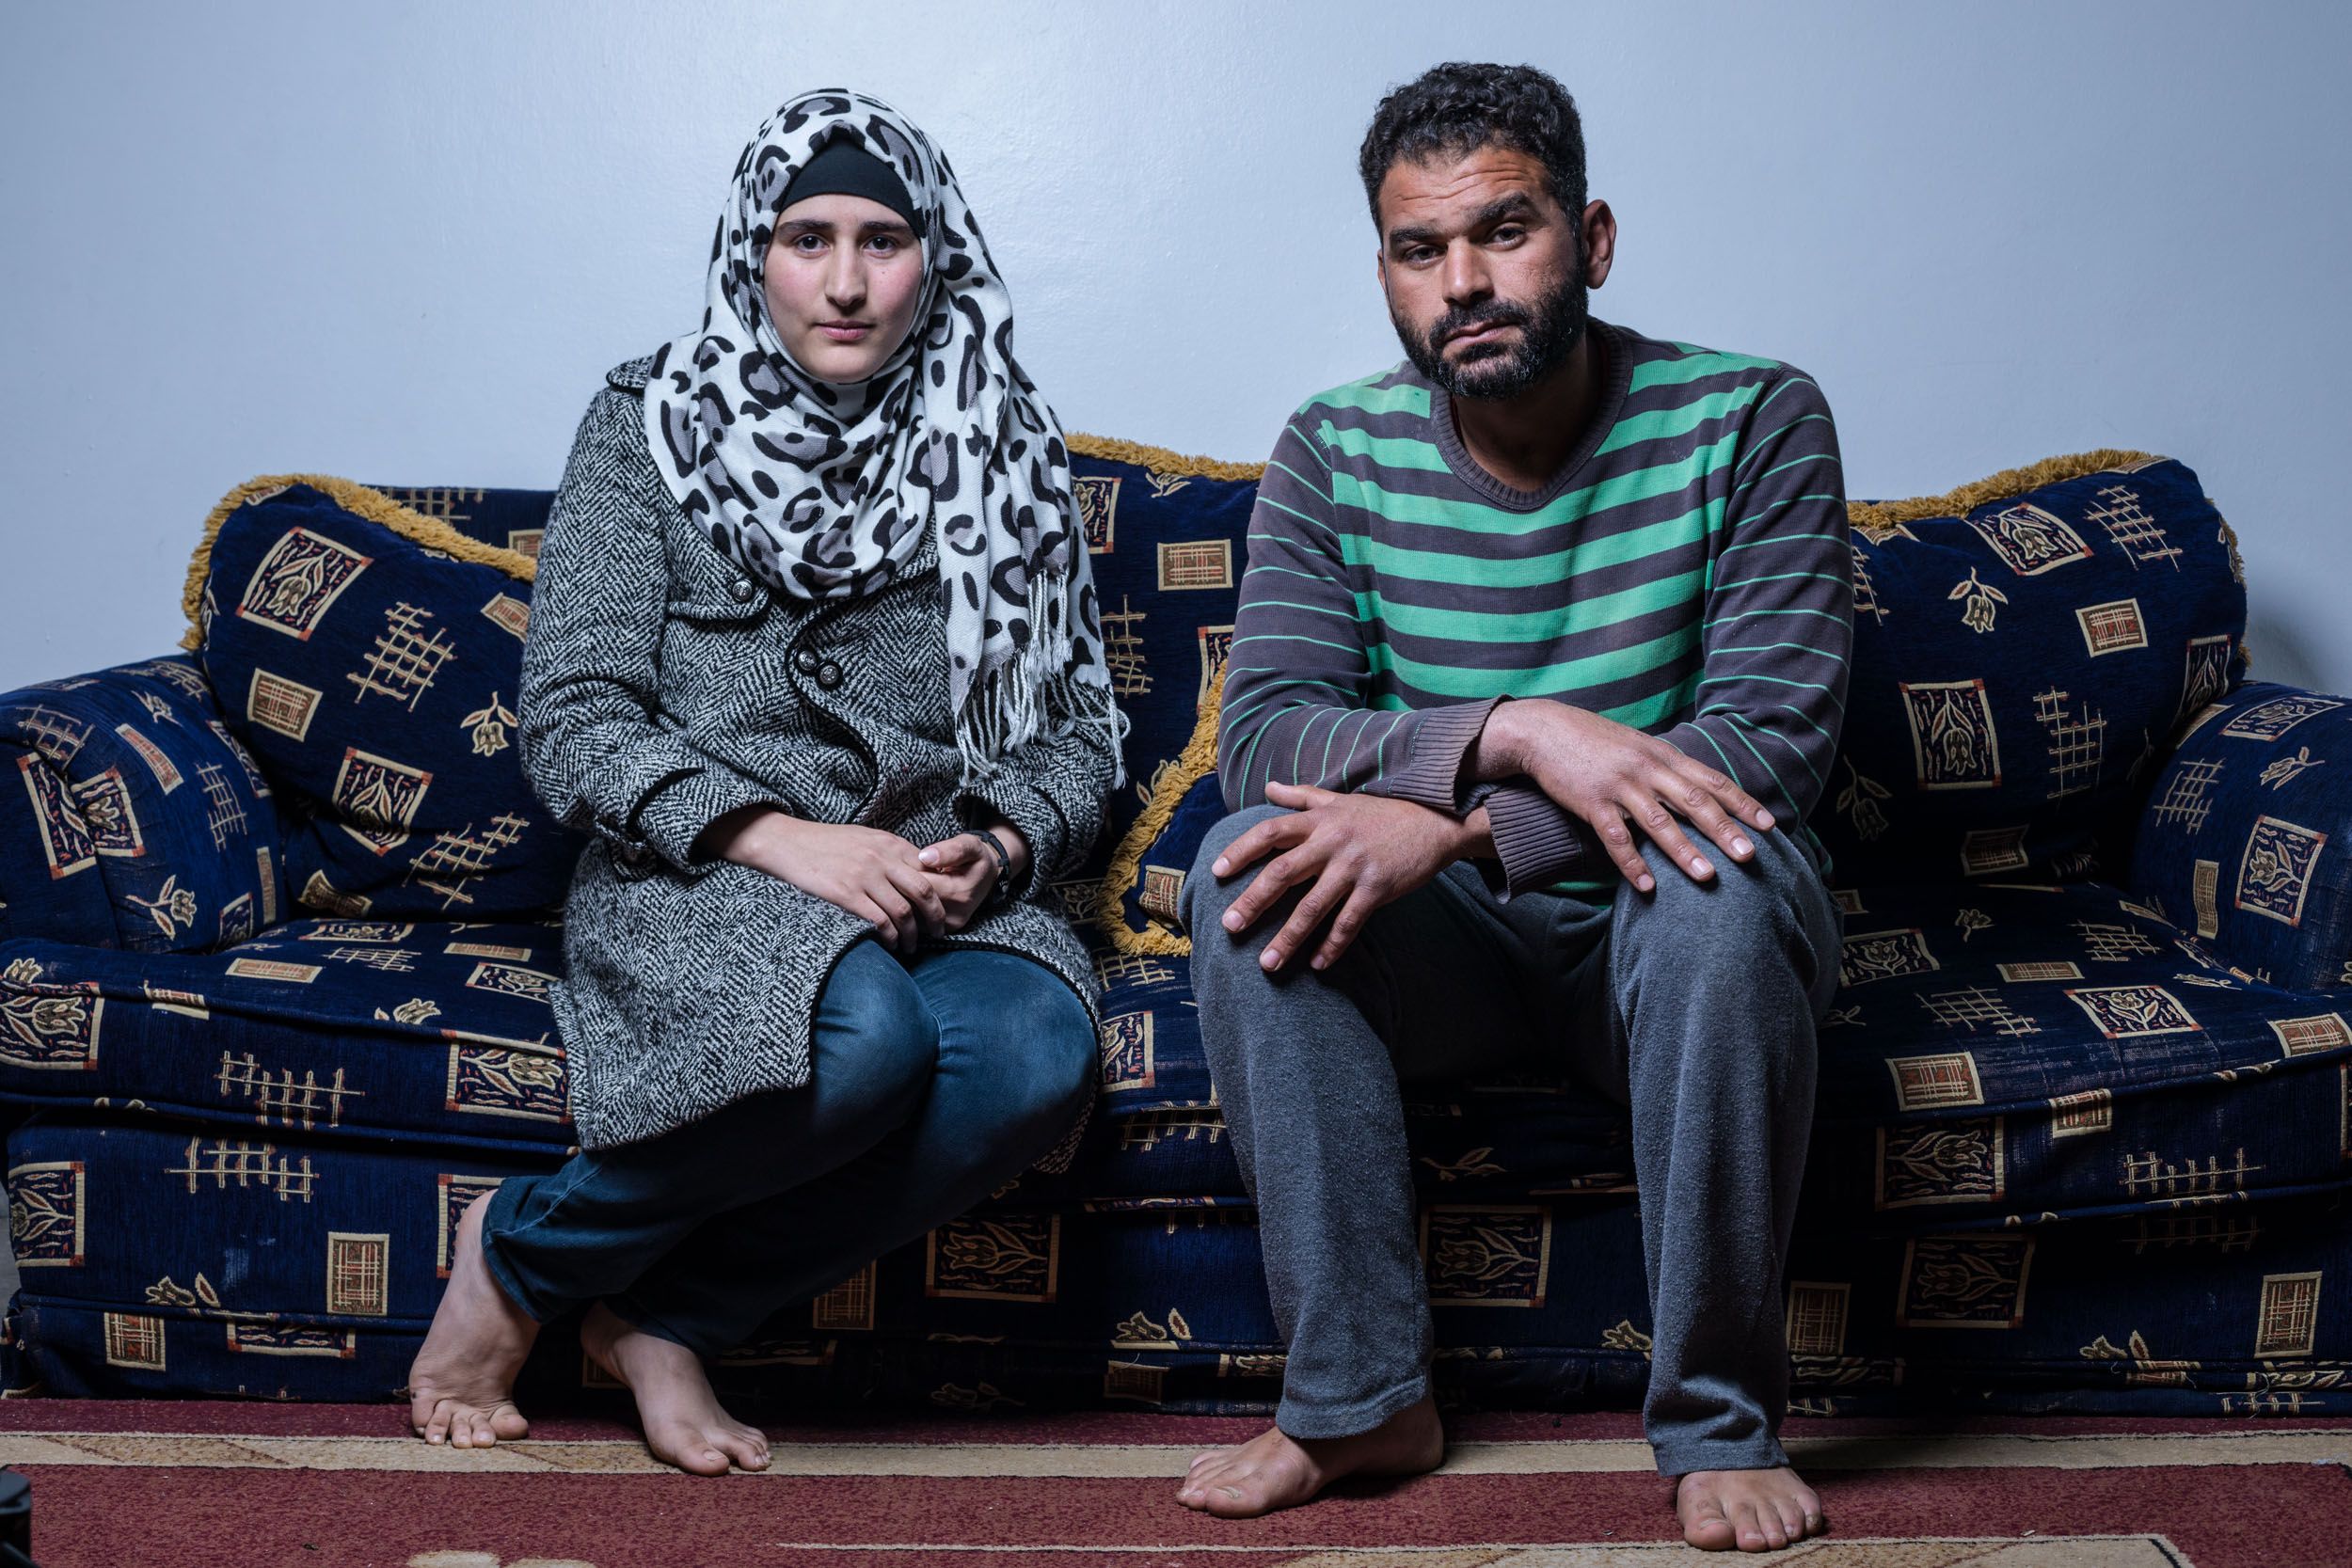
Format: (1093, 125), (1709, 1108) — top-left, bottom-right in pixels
(2245, 610), (2327, 693)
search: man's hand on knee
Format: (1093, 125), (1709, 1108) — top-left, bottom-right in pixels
(1478, 701), (1776, 891)
(1207, 782), (1481, 973)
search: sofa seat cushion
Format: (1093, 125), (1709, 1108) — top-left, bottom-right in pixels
(1084, 876), (2352, 1229)
(14, 1106), (2342, 1416)
(1818, 878), (2352, 1227)
(0, 916), (572, 1152)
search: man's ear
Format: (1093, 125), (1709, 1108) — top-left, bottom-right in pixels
(1581, 198), (1618, 289)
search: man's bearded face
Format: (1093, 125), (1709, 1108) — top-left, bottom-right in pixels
(1391, 238), (1586, 402)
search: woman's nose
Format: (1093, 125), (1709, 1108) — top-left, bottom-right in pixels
(826, 254), (866, 312)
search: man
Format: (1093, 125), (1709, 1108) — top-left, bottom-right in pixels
(1175, 63), (1849, 1555)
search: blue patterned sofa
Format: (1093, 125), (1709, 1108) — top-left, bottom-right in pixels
(5, 443), (2347, 1420)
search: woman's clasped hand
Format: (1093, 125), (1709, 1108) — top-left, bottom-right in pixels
(704, 805), (1026, 951)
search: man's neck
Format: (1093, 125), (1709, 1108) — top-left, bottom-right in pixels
(1447, 329), (1606, 494)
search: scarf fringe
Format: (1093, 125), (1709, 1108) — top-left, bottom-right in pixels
(955, 631), (1131, 791)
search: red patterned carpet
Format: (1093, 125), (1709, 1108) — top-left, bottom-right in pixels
(3, 1402), (2349, 1566)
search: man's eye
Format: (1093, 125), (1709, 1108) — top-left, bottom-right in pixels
(1491, 227), (1524, 244)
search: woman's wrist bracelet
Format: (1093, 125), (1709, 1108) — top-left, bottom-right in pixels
(969, 825), (1013, 902)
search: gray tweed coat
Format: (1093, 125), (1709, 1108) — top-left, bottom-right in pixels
(519, 355), (1113, 1152)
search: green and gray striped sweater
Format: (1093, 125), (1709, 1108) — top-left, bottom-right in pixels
(1217, 319), (1851, 896)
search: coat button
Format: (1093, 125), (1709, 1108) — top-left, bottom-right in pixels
(817, 661), (843, 690)
(793, 648), (819, 675)
(728, 576), (755, 603)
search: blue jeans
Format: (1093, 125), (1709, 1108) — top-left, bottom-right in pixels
(478, 941), (1095, 1358)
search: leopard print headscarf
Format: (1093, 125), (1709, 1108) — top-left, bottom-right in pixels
(645, 88), (1124, 785)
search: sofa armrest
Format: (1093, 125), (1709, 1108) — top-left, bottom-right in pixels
(2125, 680), (2352, 991)
(0, 657), (286, 952)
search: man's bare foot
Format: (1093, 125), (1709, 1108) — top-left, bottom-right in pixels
(580, 1302), (771, 1477)
(1175, 1393), (1444, 1518)
(405, 1192), (538, 1448)
(1675, 1467), (1828, 1552)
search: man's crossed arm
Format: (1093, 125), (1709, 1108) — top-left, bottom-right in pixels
(1207, 374), (1849, 973)
(1210, 701), (1777, 973)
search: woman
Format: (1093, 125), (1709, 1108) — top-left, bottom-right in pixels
(405, 89), (1123, 1475)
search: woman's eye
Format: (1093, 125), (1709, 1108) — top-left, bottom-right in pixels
(867, 236), (900, 255)
(793, 234), (825, 253)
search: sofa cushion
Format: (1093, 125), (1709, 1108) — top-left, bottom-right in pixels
(1816, 877), (2351, 1228)
(1819, 452), (2246, 884)
(2126, 679), (2352, 992)
(0, 657), (284, 954)
(189, 477), (581, 920)
(17, 1103), (2344, 1416)
(1074, 869), (2352, 1229)
(0, 916), (573, 1152)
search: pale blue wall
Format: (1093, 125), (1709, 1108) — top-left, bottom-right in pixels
(4, 0), (2347, 689)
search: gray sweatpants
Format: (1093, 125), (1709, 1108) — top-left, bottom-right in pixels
(1182, 805), (1841, 1476)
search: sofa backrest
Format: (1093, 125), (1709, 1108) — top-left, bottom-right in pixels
(181, 446), (2247, 921)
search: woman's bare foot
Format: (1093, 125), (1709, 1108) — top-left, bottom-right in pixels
(405, 1192), (538, 1448)
(580, 1302), (771, 1477)
(1174, 1393), (1444, 1518)
(1675, 1467), (1828, 1552)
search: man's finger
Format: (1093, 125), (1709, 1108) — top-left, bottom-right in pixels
(1589, 807), (1655, 893)
(1310, 880), (1388, 971)
(1626, 791), (1715, 883)
(1263, 780), (1338, 808)
(1658, 768), (1756, 863)
(1212, 812), (1308, 879)
(1676, 757), (1774, 832)
(1223, 842), (1327, 934)
(1263, 867), (1347, 973)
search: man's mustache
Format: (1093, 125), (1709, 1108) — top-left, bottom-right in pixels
(1428, 303), (1531, 347)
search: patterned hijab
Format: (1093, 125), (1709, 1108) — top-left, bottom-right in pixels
(644, 88), (1123, 785)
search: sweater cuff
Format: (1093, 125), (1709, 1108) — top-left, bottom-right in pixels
(633, 764), (787, 872)
(1370, 695), (1505, 814)
(1473, 782), (1597, 900)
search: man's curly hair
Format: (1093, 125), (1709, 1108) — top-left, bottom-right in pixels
(1358, 63), (1586, 230)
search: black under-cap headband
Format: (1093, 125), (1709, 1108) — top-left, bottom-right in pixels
(779, 138), (921, 233)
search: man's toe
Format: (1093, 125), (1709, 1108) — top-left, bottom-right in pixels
(1678, 1484), (1734, 1549)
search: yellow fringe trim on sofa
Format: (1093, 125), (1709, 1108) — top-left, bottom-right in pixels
(1845, 448), (2157, 532)
(1068, 433), (1266, 483)
(1094, 668), (1226, 956)
(179, 474), (539, 651)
